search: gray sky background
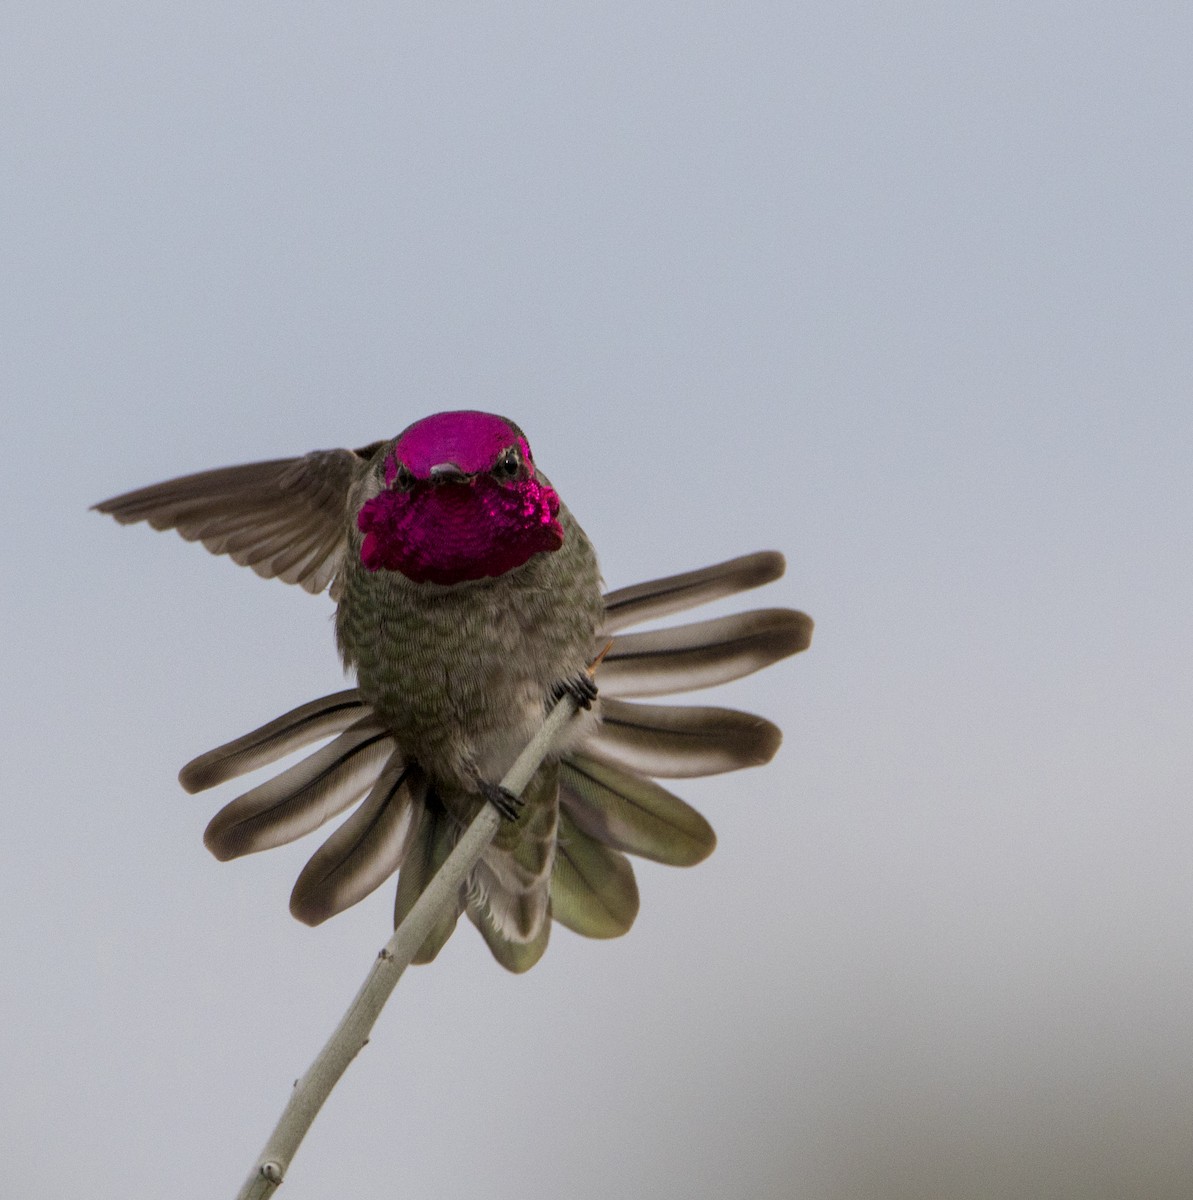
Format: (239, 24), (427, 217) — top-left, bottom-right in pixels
(4, 4), (1192, 1198)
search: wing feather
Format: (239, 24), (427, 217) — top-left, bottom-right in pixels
(93, 444), (383, 594)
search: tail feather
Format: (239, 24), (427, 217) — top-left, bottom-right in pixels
(550, 809), (640, 938)
(471, 764), (558, 943)
(600, 550), (786, 634)
(560, 752), (716, 867)
(586, 698), (782, 778)
(467, 904), (551, 973)
(172, 546), (808, 969)
(203, 716), (393, 860)
(289, 755), (422, 926)
(180, 690), (370, 793)
(599, 608), (813, 698)
(392, 800), (463, 965)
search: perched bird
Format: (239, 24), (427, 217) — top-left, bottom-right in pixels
(94, 410), (812, 971)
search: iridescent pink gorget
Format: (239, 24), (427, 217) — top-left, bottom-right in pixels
(356, 411), (565, 585)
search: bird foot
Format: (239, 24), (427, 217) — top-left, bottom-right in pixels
(552, 672), (598, 710)
(479, 779), (524, 822)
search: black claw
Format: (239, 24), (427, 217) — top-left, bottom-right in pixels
(552, 672), (598, 710)
(479, 779), (524, 821)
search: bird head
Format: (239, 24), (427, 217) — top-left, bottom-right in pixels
(356, 410), (565, 585)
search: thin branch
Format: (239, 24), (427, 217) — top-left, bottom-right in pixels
(233, 688), (584, 1200)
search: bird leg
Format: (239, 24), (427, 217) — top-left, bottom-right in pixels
(477, 778), (525, 822)
(551, 672), (598, 710)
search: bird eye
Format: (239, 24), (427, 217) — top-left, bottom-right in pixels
(393, 463), (415, 490)
(493, 449), (522, 481)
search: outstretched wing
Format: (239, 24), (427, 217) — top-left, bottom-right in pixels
(92, 442), (384, 594)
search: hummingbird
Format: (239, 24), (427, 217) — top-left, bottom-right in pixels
(95, 410), (812, 972)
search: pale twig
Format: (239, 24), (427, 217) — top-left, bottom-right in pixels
(234, 684), (589, 1200)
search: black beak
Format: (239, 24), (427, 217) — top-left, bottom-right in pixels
(428, 462), (469, 485)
